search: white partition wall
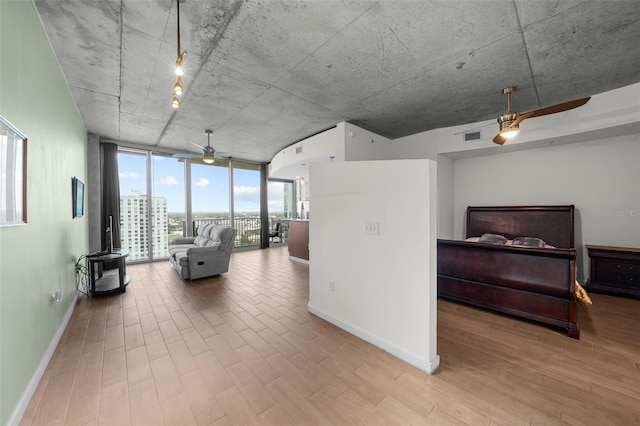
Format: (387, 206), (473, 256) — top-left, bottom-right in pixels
(308, 159), (439, 374)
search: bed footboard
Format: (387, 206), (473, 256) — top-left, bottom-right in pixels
(437, 239), (579, 338)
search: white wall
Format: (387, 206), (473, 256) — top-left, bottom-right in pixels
(343, 122), (392, 160)
(390, 130), (439, 161)
(269, 121), (394, 181)
(269, 125), (344, 181)
(452, 136), (640, 282)
(436, 154), (455, 239)
(308, 159), (439, 374)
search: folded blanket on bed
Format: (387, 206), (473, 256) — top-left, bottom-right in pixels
(465, 235), (556, 248)
(575, 281), (592, 306)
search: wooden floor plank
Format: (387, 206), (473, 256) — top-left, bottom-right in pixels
(19, 247), (640, 426)
(128, 377), (164, 426)
(225, 360), (277, 414)
(179, 370), (226, 425)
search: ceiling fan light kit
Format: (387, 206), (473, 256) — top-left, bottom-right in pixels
(492, 85), (590, 145)
(498, 113), (520, 139)
(202, 129), (215, 163)
(497, 86), (520, 139)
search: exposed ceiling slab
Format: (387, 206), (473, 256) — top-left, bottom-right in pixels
(34, 0), (640, 163)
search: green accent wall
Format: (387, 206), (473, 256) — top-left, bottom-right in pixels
(0, 1), (88, 424)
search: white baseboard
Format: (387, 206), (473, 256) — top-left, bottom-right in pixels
(288, 256), (309, 264)
(307, 303), (440, 375)
(7, 292), (79, 426)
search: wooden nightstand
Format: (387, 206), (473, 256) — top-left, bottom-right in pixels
(586, 245), (640, 299)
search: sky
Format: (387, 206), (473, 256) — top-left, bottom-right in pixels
(118, 153), (285, 213)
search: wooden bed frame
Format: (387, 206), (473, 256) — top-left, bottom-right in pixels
(437, 205), (579, 338)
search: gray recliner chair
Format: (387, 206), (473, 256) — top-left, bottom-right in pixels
(168, 224), (236, 280)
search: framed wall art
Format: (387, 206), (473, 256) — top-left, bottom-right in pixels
(0, 115), (27, 226)
(72, 177), (84, 218)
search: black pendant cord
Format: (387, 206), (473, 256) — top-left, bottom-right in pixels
(176, 0), (181, 58)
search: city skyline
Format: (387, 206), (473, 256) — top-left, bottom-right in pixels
(118, 153), (285, 213)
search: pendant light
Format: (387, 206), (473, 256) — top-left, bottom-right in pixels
(171, 0), (187, 108)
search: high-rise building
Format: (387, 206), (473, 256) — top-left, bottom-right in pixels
(120, 190), (168, 261)
(283, 186), (292, 218)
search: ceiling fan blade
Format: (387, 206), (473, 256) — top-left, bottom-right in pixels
(492, 133), (507, 145)
(493, 97), (590, 144)
(492, 87), (590, 146)
(184, 132), (225, 160)
(511, 111), (535, 127)
(190, 142), (206, 151)
(172, 152), (201, 159)
(525, 97), (591, 120)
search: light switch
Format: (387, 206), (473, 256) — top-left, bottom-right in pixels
(364, 221), (379, 235)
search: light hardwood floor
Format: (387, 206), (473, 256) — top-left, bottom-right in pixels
(22, 247), (640, 425)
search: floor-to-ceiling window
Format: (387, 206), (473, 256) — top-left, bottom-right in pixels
(191, 159), (230, 234)
(117, 146), (265, 260)
(118, 149), (186, 261)
(118, 150), (149, 261)
(151, 154), (185, 257)
(232, 161), (261, 247)
(267, 179), (294, 244)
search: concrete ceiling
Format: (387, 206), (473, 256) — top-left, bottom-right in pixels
(35, 0), (640, 163)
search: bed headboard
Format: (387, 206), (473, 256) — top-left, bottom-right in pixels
(466, 205), (575, 248)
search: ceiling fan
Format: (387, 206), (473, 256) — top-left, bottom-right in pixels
(493, 86), (591, 145)
(172, 129), (225, 163)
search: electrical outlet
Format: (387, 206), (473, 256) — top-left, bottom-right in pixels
(329, 281), (335, 292)
(364, 221), (379, 235)
(51, 290), (63, 303)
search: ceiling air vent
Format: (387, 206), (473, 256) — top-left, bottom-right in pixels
(296, 146), (303, 154)
(463, 131), (481, 142)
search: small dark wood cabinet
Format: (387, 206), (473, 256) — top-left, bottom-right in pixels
(288, 220), (309, 262)
(586, 245), (640, 299)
